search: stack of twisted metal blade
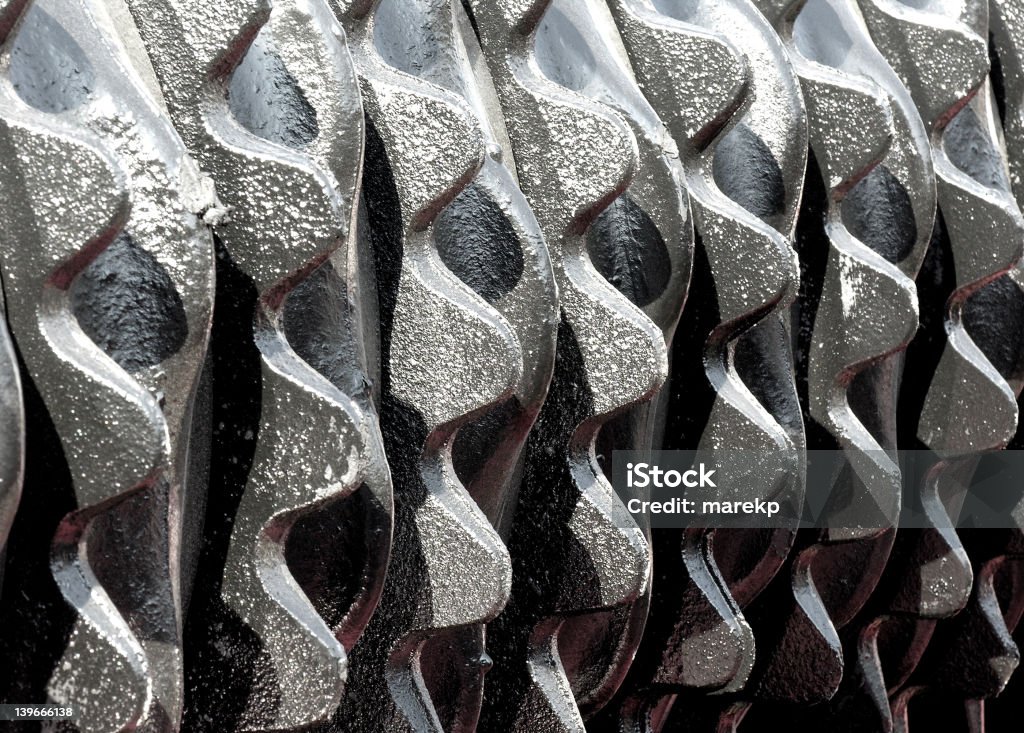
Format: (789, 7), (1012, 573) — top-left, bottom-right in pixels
(0, 0), (1022, 730)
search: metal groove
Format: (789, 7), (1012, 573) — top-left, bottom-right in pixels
(329, 0), (521, 729)
(117, 0), (393, 727)
(603, 1), (805, 728)
(467, 0), (667, 729)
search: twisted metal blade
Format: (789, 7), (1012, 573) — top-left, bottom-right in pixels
(743, 4), (965, 731)
(0, 1), (167, 728)
(0, 0), (221, 727)
(514, 0), (692, 721)
(116, 0), (394, 728)
(466, 0), (675, 729)
(858, 0), (1021, 457)
(327, 1), (524, 729)
(348, 1), (560, 730)
(734, 0), (921, 719)
(602, 1), (806, 728)
(855, 0), (1024, 727)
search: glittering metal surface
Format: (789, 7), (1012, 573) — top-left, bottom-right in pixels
(0, 0), (1023, 731)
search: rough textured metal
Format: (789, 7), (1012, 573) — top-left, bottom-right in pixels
(973, 10), (1024, 726)
(990, 0), (1024, 441)
(0, 278), (23, 591)
(117, 0), (393, 728)
(327, 0), (525, 730)
(351, 1), (560, 730)
(855, 0), (1024, 727)
(742, 5), (969, 731)
(725, 0), (927, 723)
(0, 0), (216, 728)
(0, 112), (155, 732)
(466, 0), (672, 729)
(596, 6), (760, 722)
(991, 0), (1024, 210)
(857, 0), (1021, 456)
(506, 0), (692, 722)
(4, 0), (1024, 730)
(601, 1), (805, 728)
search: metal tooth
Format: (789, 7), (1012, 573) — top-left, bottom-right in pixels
(603, 0), (804, 726)
(730, 0), (933, 719)
(328, 1), (523, 730)
(602, 4), (756, 725)
(349, 0), (560, 729)
(118, 0), (392, 728)
(466, 1), (671, 730)
(231, 0), (394, 659)
(0, 2), (171, 730)
(665, 0), (807, 697)
(991, 0), (1024, 619)
(856, 0), (1024, 725)
(876, 509), (1023, 725)
(874, 538), (1022, 732)
(491, 0), (692, 722)
(917, 1), (1024, 712)
(3, 0), (219, 728)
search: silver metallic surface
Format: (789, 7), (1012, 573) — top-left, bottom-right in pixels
(857, 1), (1022, 459)
(1, 0), (1024, 730)
(0, 274), (23, 591)
(467, 0), (668, 728)
(117, 0), (393, 728)
(352, 0), (559, 729)
(777, 4), (976, 729)
(0, 2), (164, 730)
(516, 0), (692, 720)
(856, 0), (1024, 726)
(0, 0), (216, 728)
(330, 0), (522, 729)
(763, 2), (973, 730)
(991, 0), (1024, 211)
(739, 0), (931, 720)
(604, 1), (805, 727)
